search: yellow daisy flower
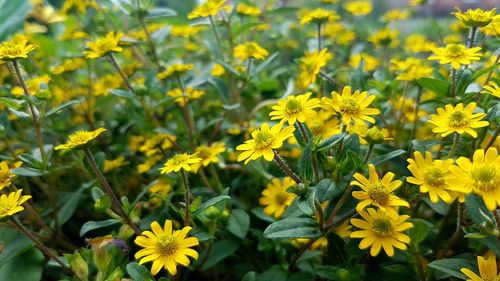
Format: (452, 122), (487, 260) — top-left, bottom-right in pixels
(381, 9), (410, 22)
(404, 34), (437, 53)
(0, 189), (32, 220)
(103, 156), (128, 173)
(392, 58), (433, 81)
(55, 128), (106, 151)
(351, 164), (409, 214)
(187, 0), (231, 19)
(236, 122), (295, 164)
(481, 15), (500, 37)
(428, 44), (482, 69)
(0, 161), (16, 190)
(482, 81), (500, 98)
(233, 42), (269, 61)
(51, 58), (86, 75)
(159, 153), (202, 174)
(259, 177), (296, 218)
(406, 151), (456, 203)
(211, 63), (226, 76)
(170, 25), (206, 38)
(0, 38), (36, 61)
(322, 86), (380, 125)
(449, 148), (500, 211)
(84, 31), (123, 59)
(167, 87), (206, 107)
(344, 1), (372, 16)
(428, 103), (489, 138)
(453, 7), (497, 28)
(299, 8), (339, 25)
(134, 220), (199, 276)
(157, 63), (194, 80)
(11, 75), (51, 97)
(460, 252), (500, 281)
(350, 208), (413, 257)
(269, 92), (321, 125)
(190, 143), (226, 172)
(236, 3), (260, 17)
(349, 53), (379, 72)
(297, 48), (333, 88)
(368, 28), (399, 48)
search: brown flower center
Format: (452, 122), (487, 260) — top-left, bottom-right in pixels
(471, 165), (497, 192)
(285, 98), (303, 115)
(254, 130), (274, 150)
(423, 167), (445, 187)
(274, 192), (289, 205)
(340, 97), (360, 115)
(447, 111), (470, 128)
(371, 218), (392, 237)
(368, 183), (390, 205)
(156, 235), (177, 256)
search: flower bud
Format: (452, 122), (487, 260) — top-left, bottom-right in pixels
(365, 126), (385, 144)
(205, 206), (220, 220)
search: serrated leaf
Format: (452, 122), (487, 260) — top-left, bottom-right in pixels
(263, 217), (321, 238)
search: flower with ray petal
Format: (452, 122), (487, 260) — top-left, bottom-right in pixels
(351, 164), (409, 214)
(428, 44), (482, 69)
(259, 177), (296, 218)
(428, 103), (489, 138)
(269, 93), (320, 125)
(453, 7), (497, 28)
(406, 151), (458, 203)
(448, 148), (500, 211)
(236, 123), (295, 164)
(322, 86), (380, 125)
(297, 49), (333, 88)
(55, 128), (106, 151)
(233, 42), (268, 61)
(134, 220), (199, 276)
(84, 32), (123, 59)
(187, 0), (231, 19)
(344, 1), (372, 16)
(190, 143), (226, 172)
(350, 208), (413, 257)
(0, 190), (31, 220)
(299, 8), (339, 25)
(460, 252), (500, 281)
(159, 153), (202, 174)
(0, 38), (36, 61)
(482, 81), (500, 98)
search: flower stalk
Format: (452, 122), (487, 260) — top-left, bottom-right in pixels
(180, 169), (191, 227)
(273, 150), (302, 184)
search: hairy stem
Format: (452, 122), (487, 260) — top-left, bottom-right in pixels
(273, 150), (302, 184)
(181, 170), (191, 227)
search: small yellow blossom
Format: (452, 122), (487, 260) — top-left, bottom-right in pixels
(103, 156), (128, 173)
(84, 32), (123, 59)
(461, 252), (500, 281)
(187, 0), (231, 19)
(159, 153), (202, 174)
(55, 128), (106, 151)
(482, 81), (500, 98)
(259, 177), (296, 218)
(0, 38), (36, 61)
(453, 7), (497, 28)
(233, 42), (269, 61)
(0, 190), (32, 220)
(191, 143), (226, 172)
(211, 63), (226, 76)
(349, 53), (379, 72)
(167, 87), (206, 107)
(297, 49), (333, 88)
(368, 28), (399, 48)
(236, 3), (261, 16)
(157, 63), (194, 80)
(428, 103), (489, 138)
(322, 86), (380, 125)
(11, 75), (51, 97)
(428, 44), (482, 69)
(299, 8), (339, 25)
(269, 92), (321, 125)
(344, 1), (372, 16)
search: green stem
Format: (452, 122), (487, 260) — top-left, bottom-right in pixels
(108, 53), (135, 94)
(450, 68), (456, 97)
(448, 133), (460, 158)
(273, 150), (302, 184)
(209, 164), (224, 192)
(208, 15), (224, 60)
(180, 170), (191, 227)
(324, 183), (352, 229)
(317, 23), (322, 52)
(364, 144), (374, 165)
(486, 126), (500, 150)
(467, 26), (477, 48)
(176, 76), (196, 146)
(83, 148), (140, 235)
(137, 12), (161, 68)
(315, 198), (324, 231)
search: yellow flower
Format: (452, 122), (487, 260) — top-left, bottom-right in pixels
(344, 1), (372, 16)
(349, 53), (379, 72)
(428, 103), (489, 138)
(11, 75), (51, 97)
(409, 0), (426, 7)
(167, 87), (206, 107)
(269, 92), (321, 125)
(211, 63), (226, 76)
(187, 0), (231, 19)
(428, 44), (482, 69)
(306, 110), (341, 140)
(381, 9), (409, 22)
(61, 0), (97, 14)
(322, 86), (380, 125)
(233, 42), (268, 61)
(406, 151), (457, 203)
(170, 25), (206, 38)
(392, 58), (433, 81)
(449, 148), (500, 211)
(138, 155), (163, 174)
(481, 15), (500, 37)
(51, 58), (86, 74)
(368, 28), (399, 48)
(92, 74), (122, 96)
(55, 128), (106, 151)
(236, 3), (260, 16)
(103, 156), (128, 173)
(299, 8), (339, 25)
(297, 49), (333, 88)
(350, 208), (413, 257)
(236, 122), (295, 164)
(351, 164), (409, 214)
(0, 161), (17, 190)
(482, 81), (500, 98)
(461, 252), (500, 281)
(134, 220), (199, 276)
(157, 63), (194, 80)
(335, 220), (353, 239)
(391, 96), (427, 123)
(0, 38), (36, 61)
(190, 143), (226, 172)
(149, 178), (173, 196)
(453, 7), (497, 28)
(84, 32), (123, 59)
(159, 153), (202, 174)
(404, 34), (437, 53)
(259, 177), (296, 218)
(0, 189), (32, 220)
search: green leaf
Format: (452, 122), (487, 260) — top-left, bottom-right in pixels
(255, 265), (287, 281)
(126, 262), (155, 281)
(0, 248), (43, 281)
(315, 265), (342, 280)
(109, 89), (135, 99)
(252, 52), (279, 76)
(409, 218), (432, 245)
(316, 133), (346, 151)
(296, 191), (315, 216)
(0, 227), (32, 266)
(0, 97), (22, 110)
(456, 69), (472, 96)
(263, 217), (321, 239)
(471, 63), (500, 80)
(80, 219), (120, 237)
(208, 77), (229, 103)
(146, 7), (177, 18)
(427, 259), (472, 279)
(215, 60), (242, 78)
(10, 167), (45, 177)
(314, 179), (342, 202)
(422, 197), (449, 215)
(370, 149), (405, 166)
(0, 0), (32, 40)
(226, 209), (250, 239)
(193, 195), (231, 216)
(465, 194), (494, 227)
(58, 186), (86, 226)
(417, 78), (449, 96)
(298, 142), (313, 182)
(44, 100), (81, 118)
(198, 239), (239, 270)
